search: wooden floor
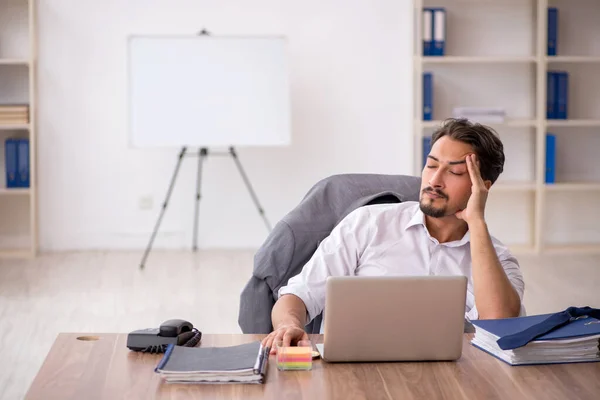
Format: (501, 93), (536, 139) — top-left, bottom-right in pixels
(0, 250), (599, 400)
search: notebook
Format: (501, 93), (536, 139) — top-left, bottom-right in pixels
(155, 341), (269, 383)
(471, 314), (600, 366)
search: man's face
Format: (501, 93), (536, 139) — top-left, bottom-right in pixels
(420, 136), (475, 218)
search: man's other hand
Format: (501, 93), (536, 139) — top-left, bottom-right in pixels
(261, 324), (309, 354)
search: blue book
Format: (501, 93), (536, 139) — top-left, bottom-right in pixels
(431, 8), (446, 56)
(422, 136), (432, 168)
(556, 71), (569, 119)
(423, 72), (433, 121)
(4, 139), (19, 188)
(545, 133), (556, 184)
(471, 313), (600, 366)
(16, 139), (30, 188)
(547, 71), (557, 119)
(422, 8), (433, 56)
(547, 7), (558, 56)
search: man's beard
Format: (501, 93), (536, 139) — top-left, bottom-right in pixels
(419, 187), (449, 218)
(420, 201), (447, 218)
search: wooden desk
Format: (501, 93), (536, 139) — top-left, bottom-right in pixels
(26, 333), (600, 400)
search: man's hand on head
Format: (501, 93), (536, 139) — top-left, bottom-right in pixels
(455, 154), (490, 225)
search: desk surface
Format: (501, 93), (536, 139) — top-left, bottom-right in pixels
(26, 333), (600, 400)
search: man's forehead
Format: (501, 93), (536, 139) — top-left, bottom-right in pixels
(428, 154), (469, 165)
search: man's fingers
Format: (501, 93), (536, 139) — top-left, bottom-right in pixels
(283, 329), (301, 347)
(466, 155), (484, 187)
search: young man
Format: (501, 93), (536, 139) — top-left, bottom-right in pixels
(262, 118), (525, 351)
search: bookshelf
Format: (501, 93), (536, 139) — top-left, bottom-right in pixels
(414, 0), (600, 254)
(0, 0), (37, 258)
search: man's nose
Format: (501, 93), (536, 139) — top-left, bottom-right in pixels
(429, 169), (444, 188)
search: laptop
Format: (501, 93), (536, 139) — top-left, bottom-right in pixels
(315, 275), (467, 362)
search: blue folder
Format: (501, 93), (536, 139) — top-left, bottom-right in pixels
(547, 72), (557, 119)
(17, 139), (30, 188)
(4, 139), (18, 188)
(556, 71), (569, 119)
(472, 314), (600, 342)
(547, 7), (558, 56)
(422, 8), (433, 56)
(431, 8), (446, 56)
(423, 72), (433, 121)
(545, 133), (556, 184)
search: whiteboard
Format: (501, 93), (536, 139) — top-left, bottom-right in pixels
(128, 35), (291, 147)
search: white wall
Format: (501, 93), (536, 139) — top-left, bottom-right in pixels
(35, 0), (415, 251)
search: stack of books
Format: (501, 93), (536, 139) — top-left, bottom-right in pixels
(0, 104), (29, 125)
(155, 341), (269, 384)
(471, 313), (600, 366)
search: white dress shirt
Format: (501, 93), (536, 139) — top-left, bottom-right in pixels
(278, 201), (525, 329)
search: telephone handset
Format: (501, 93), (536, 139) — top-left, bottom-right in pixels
(127, 319), (202, 353)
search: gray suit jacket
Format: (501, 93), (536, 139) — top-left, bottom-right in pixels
(238, 173), (422, 334)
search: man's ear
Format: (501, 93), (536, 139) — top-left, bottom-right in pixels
(484, 180), (492, 190)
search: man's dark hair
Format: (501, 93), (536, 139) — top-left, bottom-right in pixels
(431, 118), (505, 184)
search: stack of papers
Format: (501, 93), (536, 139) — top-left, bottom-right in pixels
(0, 104), (29, 125)
(471, 314), (600, 366)
(155, 341), (268, 383)
(452, 107), (506, 123)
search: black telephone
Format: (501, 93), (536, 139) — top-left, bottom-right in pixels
(126, 319), (202, 353)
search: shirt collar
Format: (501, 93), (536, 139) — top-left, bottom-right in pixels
(405, 204), (471, 247)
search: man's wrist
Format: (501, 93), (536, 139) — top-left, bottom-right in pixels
(275, 321), (303, 330)
(468, 216), (487, 230)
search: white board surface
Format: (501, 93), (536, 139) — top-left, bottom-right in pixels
(128, 35), (291, 147)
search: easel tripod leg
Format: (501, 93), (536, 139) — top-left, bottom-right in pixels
(140, 147), (187, 269)
(192, 148), (206, 251)
(229, 147), (272, 231)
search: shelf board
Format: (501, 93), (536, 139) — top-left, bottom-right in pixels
(542, 244), (600, 255)
(0, 188), (31, 196)
(0, 123), (30, 131)
(492, 182), (536, 192)
(419, 120), (536, 129)
(0, 249), (33, 259)
(547, 56), (600, 63)
(420, 56), (537, 64)
(0, 59), (29, 66)
(546, 119), (600, 128)
(545, 183), (600, 192)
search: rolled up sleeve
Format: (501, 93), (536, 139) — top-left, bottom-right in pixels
(278, 207), (371, 323)
(465, 251), (526, 321)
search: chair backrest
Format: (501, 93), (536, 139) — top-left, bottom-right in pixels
(238, 173), (422, 334)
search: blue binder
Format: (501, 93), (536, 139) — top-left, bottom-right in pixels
(17, 139), (30, 188)
(422, 136), (432, 168)
(422, 8), (433, 56)
(4, 139), (19, 188)
(547, 7), (558, 56)
(547, 71), (557, 119)
(556, 71), (569, 119)
(423, 72), (433, 121)
(545, 133), (556, 184)
(431, 8), (446, 56)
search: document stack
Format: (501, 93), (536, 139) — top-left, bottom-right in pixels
(155, 341), (269, 384)
(471, 313), (600, 366)
(0, 104), (29, 125)
(452, 107), (506, 124)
